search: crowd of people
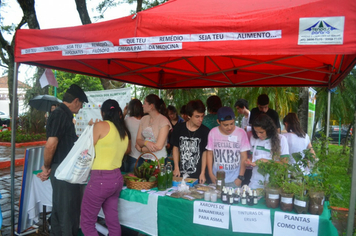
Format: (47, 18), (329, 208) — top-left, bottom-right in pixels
(37, 85), (314, 236)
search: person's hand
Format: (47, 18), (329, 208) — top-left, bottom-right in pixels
(199, 173), (206, 184)
(88, 118), (100, 125)
(234, 178), (242, 187)
(37, 165), (51, 181)
(209, 172), (217, 184)
(245, 159), (253, 167)
(173, 168), (180, 178)
(145, 141), (158, 152)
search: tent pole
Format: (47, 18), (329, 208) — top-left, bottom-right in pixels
(346, 103), (356, 236)
(326, 90), (331, 138)
(11, 62), (19, 235)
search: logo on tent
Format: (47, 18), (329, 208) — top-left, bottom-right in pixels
(303, 20), (338, 35)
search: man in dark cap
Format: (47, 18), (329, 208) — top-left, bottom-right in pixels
(249, 94), (281, 133)
(38, 84), (88, 236)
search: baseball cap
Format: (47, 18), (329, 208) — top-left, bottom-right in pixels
(217, 107), (235, 121)
(66, 84), (88, 103)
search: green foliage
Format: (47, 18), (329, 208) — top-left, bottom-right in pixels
(49, 71), (104, 100)
(256, 160), (288, 188)
(312, 143), (351, 208)
(280, 181), (299, 195)
(0, 130), (46, 142)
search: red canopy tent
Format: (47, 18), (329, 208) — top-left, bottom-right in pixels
(14, 0), (356, 89)
(11, 0), (356, 235)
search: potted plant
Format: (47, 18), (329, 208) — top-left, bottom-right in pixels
(257, 160), (286, 208)
(280, 181), (299, 212)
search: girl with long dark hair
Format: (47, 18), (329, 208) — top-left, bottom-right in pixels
(248, 114), (289, 189)
(81, 99), (130, 236)
(282, 112), (315, 174)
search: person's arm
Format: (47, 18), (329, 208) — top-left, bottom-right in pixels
(145, 125), (170, 152)
(125, 139), (131, 155)
(307, 142), (316, 158)
(136, 122), (145, 149)
(172, 146), (180, 177)
(37, 137), (58, 181)
(235, 151), (247, 186)
(207, 150), (216, 184)
(199, 151), (207, 184)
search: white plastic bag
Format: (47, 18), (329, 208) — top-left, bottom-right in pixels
(55, 125), (95, 184)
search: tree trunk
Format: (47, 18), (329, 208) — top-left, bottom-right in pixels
(298, 87), (309, 133)
(8, 0), (41, 116)
(137, 0), (143, 12)
(75, 0), (91, 24)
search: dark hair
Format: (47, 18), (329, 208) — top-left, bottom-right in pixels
(252, 114), (280, 159)
(283, 113), (306, 138)
(101, 99), (130, 140)
(167, 105), (177, 114)
(257, 94), (269, 106)
(186, 100), (205, 117)
(145, 94), (167, 116)
(235, 99), (249, 110)
(62, 93), (76, 103)
(49, 104), (57, 113)
(180, 105), (187, 115)
(206, 96), (222, 113)
(128, 99), (144, 118)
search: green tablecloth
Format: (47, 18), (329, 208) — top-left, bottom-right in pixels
(157, 196), (338, 236)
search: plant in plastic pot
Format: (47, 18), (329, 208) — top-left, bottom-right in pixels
(293, 181), (309, 214)
(305, 173), (326, 215)
(257, 160), (287, 208)
(280, 181), (299, 212)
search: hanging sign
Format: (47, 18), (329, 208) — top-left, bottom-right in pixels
(193, 201), (230, 229)
(230, 206), (272, 234)
(21, 41), (114, 54)
(298, 16), (344, 45)
(273, 211), (319, 236)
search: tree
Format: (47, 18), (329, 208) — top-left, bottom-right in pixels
(51, 71), (104, 100)
(0, 0), (43, 116)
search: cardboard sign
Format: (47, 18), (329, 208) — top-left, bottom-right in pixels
(193, 201), (230, 229)
(273, 211), (319, 236)
(231, 206), (272, 234)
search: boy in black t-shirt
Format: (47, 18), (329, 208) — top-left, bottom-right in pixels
(172, 100), (210, 183)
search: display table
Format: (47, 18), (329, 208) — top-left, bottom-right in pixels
(26, 172), (338, 236)
(157, 196), (337, 236)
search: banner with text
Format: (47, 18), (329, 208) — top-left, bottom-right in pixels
(193, 201), (230, 229)
(231, 206), (272, 234)
(75, 88), (131, 136)
(273, 211), (319, 236)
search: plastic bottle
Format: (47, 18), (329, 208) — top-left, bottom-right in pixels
(157, 163), (167, 191)
(216, 166), (225, 191)
(165, 162), (173, 188)
(253, 190), (258, 205)
(241, 191), (247, 205)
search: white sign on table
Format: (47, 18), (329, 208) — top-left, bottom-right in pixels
(273, 211), (319, 236)
(193, 201), (230, 229)
(230, 206), (272, 234)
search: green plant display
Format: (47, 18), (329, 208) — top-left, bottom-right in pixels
(256, 160), (288, 188)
